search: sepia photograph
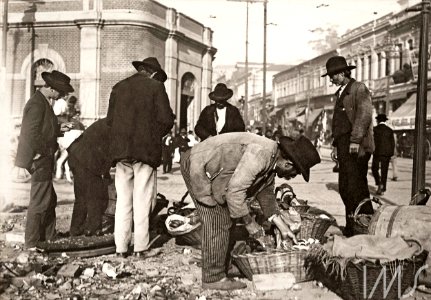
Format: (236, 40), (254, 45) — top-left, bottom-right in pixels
(0, 0), (430, 299)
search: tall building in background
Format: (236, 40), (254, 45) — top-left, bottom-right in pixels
(1, 0), (216, 133)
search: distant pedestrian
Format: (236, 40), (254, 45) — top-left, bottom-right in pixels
(371, 114), (395, 195)
(175, 128), (191, 156)
(107, 57), (174, 257)
(322, 55), (374, 236)
(162, 131), (174, 173)
(187, 130), (199, 147)
(391, 133), (398, 181)
(195, 83), (245, 141)
(14, 70), (74, 249)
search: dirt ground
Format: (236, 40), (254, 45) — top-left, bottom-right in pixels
(1, 206), (431, 300)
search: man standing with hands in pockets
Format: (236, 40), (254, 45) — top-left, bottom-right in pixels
(322, 56), (375, 236)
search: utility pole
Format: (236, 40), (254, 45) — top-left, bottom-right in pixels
(227, 0), (267, 127)
(262, 0), (267, 133)
(1, 0), (8, 113)
(406, 0), (430, 197)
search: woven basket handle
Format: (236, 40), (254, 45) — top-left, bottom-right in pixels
(403, 238), (424, 256)
(276, 183), (296, 205)
(353, 197), (382, 220)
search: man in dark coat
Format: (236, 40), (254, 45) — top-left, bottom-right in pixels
(371, 114), (395, 195)
(195, 83), (245, 141)
(161, 131), (174, 173)
(107, 57), (174, 257)
(67, 118), (112, 236)
(322, 56), (375, 236)
(14, 70), (74, 249)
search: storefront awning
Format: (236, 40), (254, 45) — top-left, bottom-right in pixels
(269, 107), (283, 117)
(390, 91), (431, 130)
(286, 107), (306, 121)
(297, 108), (324, 125)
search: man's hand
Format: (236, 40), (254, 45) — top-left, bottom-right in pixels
(272, 214), (298, 244)
(60, 122), (73, 132)
(33, 153), (41, 160)
(349, 142), (359, 154)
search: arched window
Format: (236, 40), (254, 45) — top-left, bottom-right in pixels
(33, 58), (54, 93)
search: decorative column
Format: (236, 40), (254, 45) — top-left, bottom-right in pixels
(201, 27), (216, 110)
(380, 51), (387, 77)
(363, 55), (369, 81)
(371, 50), (379, 79)
(75, 16), (103, 124)
(356, 56), (363, 81)
(165, 8), (179, 115)
(350, 58), (357, 79)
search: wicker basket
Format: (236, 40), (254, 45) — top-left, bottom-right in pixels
(231, 242), (310, 282)
(339, 250), (428, 300)
(307, 241), (428, 300)
(297, 213), (335, 241)
(351, 198), (382, 235)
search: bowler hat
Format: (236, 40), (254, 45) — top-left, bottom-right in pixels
(132, 57), (167, 82)
(209, 83), (233, 102)
(321, 56), (356, 77)
(41, 70), (74, 93)
(376, 113), (388, 123)
(278, 135), (321, 182)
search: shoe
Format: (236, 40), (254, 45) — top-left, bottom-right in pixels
(133, 251), (146, 258)
(202, 277), (247, 290)
(376, 185), (384, 195)
(116, 252), (128, 258)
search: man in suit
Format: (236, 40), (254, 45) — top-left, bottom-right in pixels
(14, 70), (74, 249)
(181, 133), (320, 290)
(67, 118), (112, 236)
(107, 57), (174, 257)
(161, 131), (174, 174)
(195, 83), (245, 141)
(371, 114), (395, 195)
(322, 56), (375, 236)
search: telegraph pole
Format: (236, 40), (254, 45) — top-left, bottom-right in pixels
(406, 0), (430, 197)
(1, 0), (8, 110)
(262, 0), (267, 133)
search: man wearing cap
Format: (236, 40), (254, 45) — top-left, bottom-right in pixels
(371, 114), (395, 196)
(195, 83), (245, 141)
(180, 132), (320, 290)
(322, 56), (375, 236)
(14, 70), (74, 249)
(107, 57), (174, 257)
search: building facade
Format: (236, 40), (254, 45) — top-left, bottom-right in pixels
(1, 0), (216, 133)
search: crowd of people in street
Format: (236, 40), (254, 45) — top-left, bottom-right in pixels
(12, 54), (418, 291)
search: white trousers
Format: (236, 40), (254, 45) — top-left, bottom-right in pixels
(114, 160), (156, 253)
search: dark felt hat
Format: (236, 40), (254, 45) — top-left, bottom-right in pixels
(209, 83), (233, 102)
(278, 135), (321, 182)
(132, 57), (167, 82)
(321, 56), (356, 77)
(41, 70), (74, 93)
(376, 113), (388, 122)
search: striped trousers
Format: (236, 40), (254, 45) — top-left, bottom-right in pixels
(180, 150), (234, 283)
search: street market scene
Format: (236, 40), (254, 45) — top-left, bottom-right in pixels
(0, 0), (431, 299)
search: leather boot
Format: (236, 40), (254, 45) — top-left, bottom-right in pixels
(376, 184), (384, 195)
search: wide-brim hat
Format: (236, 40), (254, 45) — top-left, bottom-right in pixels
(376, 113), (388, 122)
(132, 57), (167, 83)
(41, 70), (74, 93)
(209, 83), (233, 102)
(278, 135), (321, 182)
(321, 56), (356, 77)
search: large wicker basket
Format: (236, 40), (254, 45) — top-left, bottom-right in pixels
(306, 242), (428, 300)
(339, 251), (428, 300)
(231, 242), (310, 282)
(297, 213), (335, 241)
